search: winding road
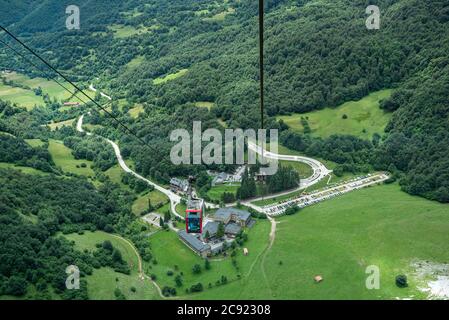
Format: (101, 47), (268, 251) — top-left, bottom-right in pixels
(77, 115), (184, 220)
(78, 86), (341, 219)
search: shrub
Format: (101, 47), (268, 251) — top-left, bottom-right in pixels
(395, 275), (408, 288)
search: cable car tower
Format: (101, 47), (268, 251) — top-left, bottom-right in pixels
(185, 176), (204, 234)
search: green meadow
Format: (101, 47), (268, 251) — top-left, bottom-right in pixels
(0, 82), (44, 110)
(132, 190), (170, 215)
(277, 89), (393, 139)
(0, 162), (48, 175)
(25, 139), (45, 148)
(128, 104), (144, 118)
(64, 231), (160, 300)
(194, 184), (449, 299)
(108, 25), (150, 39)
(207, 183), (240, 202)
(153, 69), (188, 85)
(48, 139), (94, 177)
(195, 101), (215, 110)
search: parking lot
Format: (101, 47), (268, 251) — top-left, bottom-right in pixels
(263, 173), (390, 216)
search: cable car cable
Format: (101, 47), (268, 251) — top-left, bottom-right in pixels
(0, 25), (151, 148)
(259, 0), (265, 130)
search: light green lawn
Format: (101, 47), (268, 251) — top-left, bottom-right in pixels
(126, 56), (144, 70)
(0, 82), (44, 109)
(25, 139), (45, 148)
(48, 139), (94, 177)
(0, 162), (48, 175)
(277, 89), (393, 139)
(153, 69), (188, 85)
(132, 190), (170, 215)
(104, 160), (135, 187)
(1, 72), (93, 107)
(207, 184), (240, 202)
(195, 101), (214, 110)
(194, 184), (449, 299)
(147, 220), (270, 295)
(109, 25), (149, 39)
(203, 7), (236, 21)
(175, 202), (187, 218)
(47, 119), (76, 131)
(64, 231), (160, 300)
(128, 104), (144, 118)
(279, 160), (313, 178)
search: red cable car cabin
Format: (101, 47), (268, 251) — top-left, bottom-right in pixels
(185, 198), (204, 234)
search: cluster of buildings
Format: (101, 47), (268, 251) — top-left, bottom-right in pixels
(209, 165), (246, 186)
(177, 207), (253, 258)
(170, 177), (190, 194)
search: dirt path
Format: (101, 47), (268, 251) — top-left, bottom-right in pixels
(110, 234), (167, 299)
(260, 216), (277, 297)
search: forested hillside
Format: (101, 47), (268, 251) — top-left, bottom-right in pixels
(1, 0), (449, 202)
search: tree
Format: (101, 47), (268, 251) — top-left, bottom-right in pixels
(217, 222), (225, 238)
(175, 275), (183, 287)
(112, 249), (123, 263)
(114, 288), (126, 300)
(102, 240), (113, 251)
(192, 264), (201, 274)
(164, 211), (171, 222)
(204, 259), (211, 270)
(395, 275), (408, 288)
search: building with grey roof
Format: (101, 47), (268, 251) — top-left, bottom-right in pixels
(170, 178), (189, 194)
(203, 221), (220, 238)
(177, 230), (211, 257)
(213, 207), (251, 226)
(224, 222), (242, 236)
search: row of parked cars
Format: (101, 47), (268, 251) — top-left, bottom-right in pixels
(264, 173), (388, 216)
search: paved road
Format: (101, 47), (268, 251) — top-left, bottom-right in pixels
(240, 141), (333, 210)
(77, 114), (184, 220)
(89, 84), (112, 101)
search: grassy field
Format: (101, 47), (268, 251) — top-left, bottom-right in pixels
(64, 231), (160, 300)
(25, 139), (45, 148)
(146, 220), (270, 296)
(128, 104), (144, 118)
(207, 184), (240, 202)
(203, 7), (236, 21)
(48, 139), (94, 177)
(277, 89), (393, 139)
(0, 162), (48, 175)
(195, 101), (215, 110)
(47, 119), (76, 131)
(279, 160), (313, 178)
(153, 69), (188, 85)
(0, 72), (92, 108)
(194, 184), (449, 299)
(132, 190), (170, 215)
(0, 82), (44, 109)
(175, 202), (187, 218)
(125, 56), (144, 71)
(108, 25), (149, 38)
